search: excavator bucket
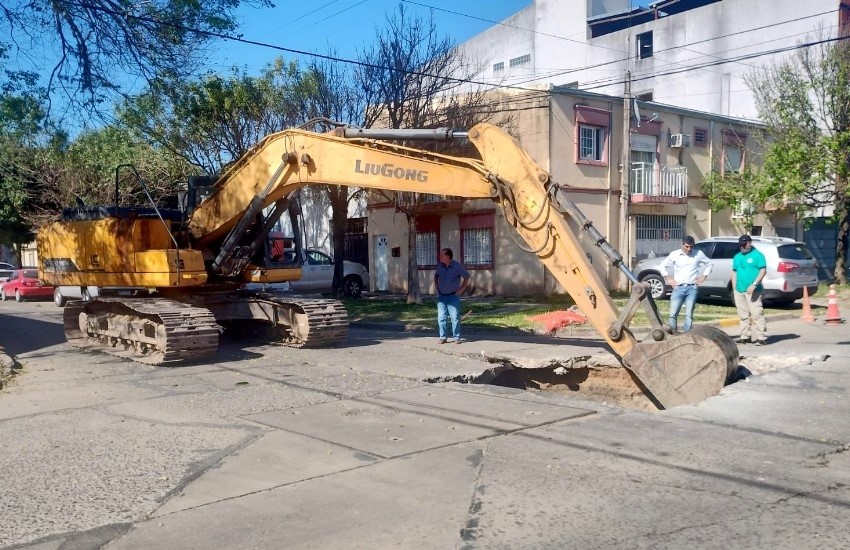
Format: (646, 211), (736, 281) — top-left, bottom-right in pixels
(622, 326), (739, 409)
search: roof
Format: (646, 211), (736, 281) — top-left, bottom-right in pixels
(549, 85), (763, 127)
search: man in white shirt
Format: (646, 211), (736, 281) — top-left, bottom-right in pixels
(659, 235), (713, 332)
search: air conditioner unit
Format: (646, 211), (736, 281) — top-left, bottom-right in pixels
(669, 134), (691, 148)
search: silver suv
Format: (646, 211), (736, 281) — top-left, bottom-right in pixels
(634, 236), (819, 304)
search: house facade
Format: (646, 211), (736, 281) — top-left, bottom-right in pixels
(366, 87), (765, 295)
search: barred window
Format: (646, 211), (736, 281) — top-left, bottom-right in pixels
(579, 125), (603, 160)
(415, 215), (440, 268)
(460, 212), (494, 269)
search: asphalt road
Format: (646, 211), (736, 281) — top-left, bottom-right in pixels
(1, 298), (848, 549)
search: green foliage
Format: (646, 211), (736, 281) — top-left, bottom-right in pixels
(120, 59), (315, 172)
(742, 35), (850, 281)
(703, 165), (777, 227)
(55, 125), (196, 209)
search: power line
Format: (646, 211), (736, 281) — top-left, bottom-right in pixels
(51, 0), (850, 112)
(290, 0), (344, 24)
(409, 0), (835, 88)
(580, 32), (850, 93)
(55, 0), (552, 98)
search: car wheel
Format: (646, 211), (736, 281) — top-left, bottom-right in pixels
(54, 287), (67, 307)
(343, 276), (363, 298)
(640, 273), (666, 300)
(15, 289), (22, 302)
(0, 289), (5, 301)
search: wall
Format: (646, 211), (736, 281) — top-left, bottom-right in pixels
(458, 0), (838, 120)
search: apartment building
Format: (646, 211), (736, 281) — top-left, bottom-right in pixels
(367, 87), (761, 295)
(460, 0), (846, 119)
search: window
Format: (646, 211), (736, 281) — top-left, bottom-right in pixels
(722, 129), (747, 175)
(778, 244), (815, 260)
(306, 251), (332, 265)
(493, 61), (504, 75)
(460, 212), (494, 269)
(579, 126), (603, 160)
(724, 146), (743, 174)
(415, 215), (440, 268)
(637, 31), (653, 59)
(693, 242), (714, 257)
(509, 54), (531, 67)
(711, 242), (740, 260)
(575, 106), (611, 166)
(693, 127), (708, 146)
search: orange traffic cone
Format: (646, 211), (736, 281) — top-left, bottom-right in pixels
(824, 284), (845, 325)
(800, 286), (815, 323)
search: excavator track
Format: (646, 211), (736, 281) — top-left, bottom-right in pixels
(63, 298), (220, 365)
(211, 293), (349, 348)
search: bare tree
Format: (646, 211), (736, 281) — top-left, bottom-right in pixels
(353, 3), (501, 304)
(1, 0), (268, 116)
(300, 55), (368, 298)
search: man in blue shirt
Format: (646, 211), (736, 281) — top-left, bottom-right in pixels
(659, 235), (713, 332)
(434, 248), (470, 344)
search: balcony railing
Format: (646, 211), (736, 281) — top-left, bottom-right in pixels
(630, 163), (688, 204)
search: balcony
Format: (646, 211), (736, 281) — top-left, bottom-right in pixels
(630, 163), (688, 204)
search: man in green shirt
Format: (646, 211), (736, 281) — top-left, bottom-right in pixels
(731, 234), (767, 345)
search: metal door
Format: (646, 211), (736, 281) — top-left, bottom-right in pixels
(634, 215), (684, 261)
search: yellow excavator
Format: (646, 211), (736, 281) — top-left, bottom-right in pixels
(37, 123), (738, 408)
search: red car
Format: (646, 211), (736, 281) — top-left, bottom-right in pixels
(1, 268), (54, 302)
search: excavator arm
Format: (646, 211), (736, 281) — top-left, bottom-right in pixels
(189, 123), (738, 408)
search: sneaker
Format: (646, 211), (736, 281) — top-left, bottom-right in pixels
(454, 338), (464, 344)
(735, 337), (751, 344)
(438, 338), (447, 344)
(754, 340), (767, 346)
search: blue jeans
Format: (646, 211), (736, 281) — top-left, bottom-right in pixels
(437, 294), (461, 340)
(668, 284), (698, 332)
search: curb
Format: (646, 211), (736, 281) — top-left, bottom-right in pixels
(351, 311), (803, 337)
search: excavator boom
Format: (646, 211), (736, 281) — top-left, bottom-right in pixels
(37, 122), (738, 408)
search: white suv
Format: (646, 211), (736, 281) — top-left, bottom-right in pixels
(634, 236), (819, 304)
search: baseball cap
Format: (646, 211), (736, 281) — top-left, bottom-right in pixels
(738, 235), (752, 245)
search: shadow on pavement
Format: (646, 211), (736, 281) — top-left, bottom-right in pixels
(0, 311), (66, 356)
(766, 334), (801, 344)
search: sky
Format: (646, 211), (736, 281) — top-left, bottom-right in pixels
(205, 0), (532, 73)
(204, 0), (653, 75)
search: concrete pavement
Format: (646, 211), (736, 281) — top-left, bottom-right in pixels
(0, 300), (848, 549)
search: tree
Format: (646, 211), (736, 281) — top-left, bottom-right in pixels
(732, 31), (850, 284)
(353, 4), (497, 304)
(1, 0), (268, 116)
(299, 56), (367, 298)
(0, 75), (58, 262)
(121, 60), (313, 173)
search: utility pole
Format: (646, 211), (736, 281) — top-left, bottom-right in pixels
(619, 70), (632, 292)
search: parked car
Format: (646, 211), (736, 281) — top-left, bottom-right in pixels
(634, 236), (819, 304)
(0, 262), (16, 283)
(1, 268), (54, 302)
(246, 249), (370, 297)
(53, 285), (100, 307)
